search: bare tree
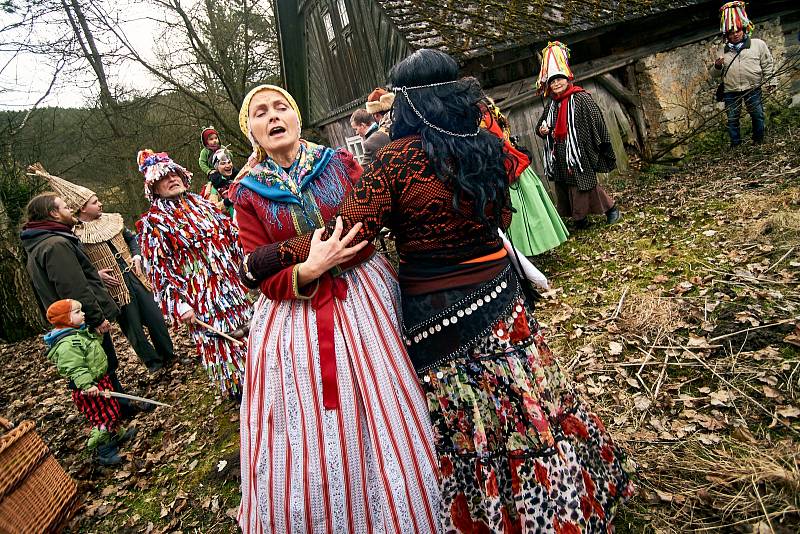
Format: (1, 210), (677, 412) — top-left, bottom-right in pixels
(93, 0), (280, 152)
(60, 0), (122, 135)
(1, 0), (125, 134)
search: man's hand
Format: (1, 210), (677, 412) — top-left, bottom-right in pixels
(98, 268), (122, 288)
(132, 256), (144, 277)
(714, 57), (724, 69)
(95, 320), (112, 334)
(84, 385), (100, 397)
(179, 308), (196, 324)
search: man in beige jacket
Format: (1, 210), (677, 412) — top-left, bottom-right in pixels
(711, 20), (775, 147)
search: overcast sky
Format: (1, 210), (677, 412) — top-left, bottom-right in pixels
(0, 2), (178, 110)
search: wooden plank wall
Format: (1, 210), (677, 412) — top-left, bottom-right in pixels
(323, 116), (355, 149)
(304, 0), (412, 126)
(305, 4), (334, 124)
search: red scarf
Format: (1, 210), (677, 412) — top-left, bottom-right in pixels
(23, 220), (73, 233)
(480, 110), (531, 179)
(552, 85), (585, 142)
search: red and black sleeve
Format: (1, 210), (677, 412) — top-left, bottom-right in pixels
(247, 145), (396, 282)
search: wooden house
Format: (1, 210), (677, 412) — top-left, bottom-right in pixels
(274, 0), (799, 168)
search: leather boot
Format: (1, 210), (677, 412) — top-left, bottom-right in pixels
(96, 441), (122, 466)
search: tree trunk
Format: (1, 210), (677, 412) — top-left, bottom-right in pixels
(62, 0), (122, 137)
(0, 197), (44, 342)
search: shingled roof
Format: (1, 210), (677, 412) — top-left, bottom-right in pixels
(375, 0), (710, 59)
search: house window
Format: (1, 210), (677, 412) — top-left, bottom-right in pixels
(336, 0), (350, 28)
(322, 11), (335, 42)
(345, 135), (365, 164)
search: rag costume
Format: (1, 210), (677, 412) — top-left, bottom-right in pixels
(232, 84), (440, 534)
(535, 42), (618, 223)
(711, 2), (775, 146)
(245, 125), (635, 531)
(481, 100), (568, 256)
(36, 166), (174, 371)
(136, 150), (251, 395)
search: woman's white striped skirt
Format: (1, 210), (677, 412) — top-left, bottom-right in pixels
(239, 255), (441, 534)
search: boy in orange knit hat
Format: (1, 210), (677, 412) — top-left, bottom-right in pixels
(44, 299), (137, 466)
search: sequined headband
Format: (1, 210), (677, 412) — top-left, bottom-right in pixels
(397, 80), (480, 138)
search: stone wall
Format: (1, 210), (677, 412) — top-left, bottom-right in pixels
(635, 15), (799, 156)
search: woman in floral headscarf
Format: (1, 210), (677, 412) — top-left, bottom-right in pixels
(229, 85), (440, 534)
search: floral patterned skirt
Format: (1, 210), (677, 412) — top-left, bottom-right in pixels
(417, 297), (634, 533)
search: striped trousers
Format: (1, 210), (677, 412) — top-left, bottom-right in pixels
(71, 374), (122, 432)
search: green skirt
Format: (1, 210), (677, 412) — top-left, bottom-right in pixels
(508, 167), (569, 256)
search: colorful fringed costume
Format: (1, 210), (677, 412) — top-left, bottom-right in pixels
(136, 150), (252, 395)
(720, 1), (754, 36)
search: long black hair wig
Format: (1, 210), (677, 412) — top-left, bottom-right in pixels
(389, 49), (513, 227)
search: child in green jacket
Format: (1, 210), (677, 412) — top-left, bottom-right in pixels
(198, 126), (221, 176)
(44, 299), (136, 466)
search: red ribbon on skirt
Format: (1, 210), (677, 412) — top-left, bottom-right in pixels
(312, 273), (348, 410)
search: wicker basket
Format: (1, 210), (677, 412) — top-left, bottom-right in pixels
(0, 417), (79, 534)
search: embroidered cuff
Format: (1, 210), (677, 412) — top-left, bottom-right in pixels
(293, 265), (319, 300)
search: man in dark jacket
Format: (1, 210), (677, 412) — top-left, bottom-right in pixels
(30, 165), (175, 372)
(350, 108), (390, 164)
(20, 193), (137, 412)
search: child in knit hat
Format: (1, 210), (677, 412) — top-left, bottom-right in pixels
(44, 299), (137, 466)
(198, 126), (222, 176)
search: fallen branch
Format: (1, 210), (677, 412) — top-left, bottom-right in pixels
(752, 477), (776, 534)
(591, 286), (629, 326)
(653, 351), (670, 399)
(708, 318), (798, 343)
(649, 344), (724, 350)
(762, 247), (794, 275)
(677, 344), (799, 436)
(613, 286), (629, 320)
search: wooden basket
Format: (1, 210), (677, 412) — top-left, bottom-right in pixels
(0, 417), (79, 534)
